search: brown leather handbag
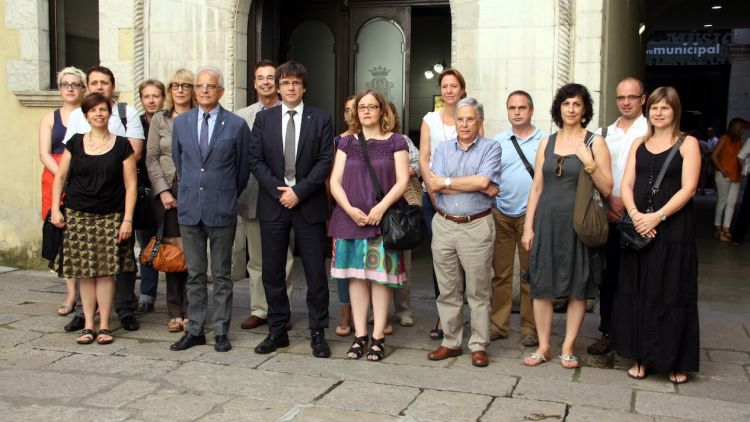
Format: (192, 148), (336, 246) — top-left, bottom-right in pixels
(572, 132), (608, 247)
(139, 215), (187, 273)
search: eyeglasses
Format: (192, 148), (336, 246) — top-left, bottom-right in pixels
(615, 94), (644, 102)
(279, 80), (303, 88)
(170, 82), (193, 91)
(60, 82), (84, 90)
(255, 76), (274, 82)
(358, 105), (381, 112)
(195, 83), (219, 91)
(554, 155), (566, 177)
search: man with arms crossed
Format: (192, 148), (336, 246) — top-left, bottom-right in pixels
(490, 90), (546, 347)
(235, 60), (294, 331)
(427, 98), (502, 367)
(587, 77), (648, 356)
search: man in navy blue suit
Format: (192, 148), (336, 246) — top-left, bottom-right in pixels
(249, 61), (334, 358)
(170, 66), (251, 353)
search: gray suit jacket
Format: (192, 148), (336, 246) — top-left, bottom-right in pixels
(234, 102), (263, 219)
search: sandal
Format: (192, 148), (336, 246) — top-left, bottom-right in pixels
(719, 229), (732, 242)
(627, 362), (648, 380)
(96, 329), (114, 345)
(523, 352), (548, 367)
(347, 336), (368, 359)
(167, 318), (183, 333)
(559, 354), (580, 369)
(367, 337), (385, 361)
(384, 324), (393, 336)
(335, 325), (352, 337)
(57, 303), (74, 316)
(429, 319), (444, 340)
(668, 371), (688, 384)
(76, 328), (95, 345)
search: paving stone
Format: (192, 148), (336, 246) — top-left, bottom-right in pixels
(117, 340), (208, 362)
(676, 378), (750, 404)
(403, 389), (492, 421)
(0, 326), (44, 346)
(514, 377), (633, 411)
(384, 346), (452, 368)
(635, 391), (750, 421)
(21, 333), (138, 356)
(451, 356), (574, 382)
(700, 322), (750, 352)
(0, 346), (69, 369)
(164, 361), (338, 403)
(0, 301), (70, 316)
(0, 289), (66, 305)
(566, 405), (654, 421)
(480, 397), (567, 421)
(125, 389), (228, 421)
(285, 336), (354, 358)
(0, 273), (58, 290)
(213, 331), (276, 350)
(0, 266), (17, 274)
(46, 353), (181, 380)
(114, 322), (187, 342)
(0, 369), (118, 400)
(695, 361), (750, 382)
(0, 313), (28, 325)
(8, 315), (76, 333)
(707, 350), (750, 364)
(83, 380), (161, 408)
(195, 346), (274, 368)
(2, 404), (132, 421)
(198, 397), (295, 421)
(316, 380), (420, 415)
(259, 353), (516, 396)
(578, 366), (675, 393)
(291, 406), (399, 421)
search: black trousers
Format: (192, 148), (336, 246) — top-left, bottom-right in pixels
(260, 209), (329, 336)
(731, 179), (750, 243)
(598, 223), (620, 335)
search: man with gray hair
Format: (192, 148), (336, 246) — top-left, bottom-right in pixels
(169, 66), (252, 353)
(426, 97), (502, 367)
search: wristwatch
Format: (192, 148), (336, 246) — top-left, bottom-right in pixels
(444, 177), (452, 188)
(656, 209), (666, 221)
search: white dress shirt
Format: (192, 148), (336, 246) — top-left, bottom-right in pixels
(596, 114), (648, 197)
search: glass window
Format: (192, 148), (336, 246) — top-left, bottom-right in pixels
(49, 0), (99, 88)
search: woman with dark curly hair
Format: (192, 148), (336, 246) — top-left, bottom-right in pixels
(521, 83), (612, 369)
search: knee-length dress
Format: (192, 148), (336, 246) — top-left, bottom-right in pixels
(611, 142), (699, 373)
(527, 133), (603, 299)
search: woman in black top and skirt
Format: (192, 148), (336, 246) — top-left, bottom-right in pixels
(50, 93), (138, 345)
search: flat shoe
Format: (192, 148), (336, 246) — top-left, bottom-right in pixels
(335, 325), (352, 337)
(399, 316), (414, 327)
(167, 319), (183, 333)
(559, 354), (580, 369)
(384, 324), (393, 336)
(523, 352), (548, 367)
(57, 303), (74, 316)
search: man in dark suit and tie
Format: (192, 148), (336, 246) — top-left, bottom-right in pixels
(249, 61), (334, 358)
(170, 66), (251, 353)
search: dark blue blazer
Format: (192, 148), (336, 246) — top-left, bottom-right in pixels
(249, 104), (333, 223)
(172, 105), (251, 227)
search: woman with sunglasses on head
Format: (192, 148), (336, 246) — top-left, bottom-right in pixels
(50, 93), (138, 345)
(39, 66), (87, 317)
(328, 89), (409, 361)
(521, 83), (612, 369)
(611, 87), (701, 384)
(145, 69), (197, 333)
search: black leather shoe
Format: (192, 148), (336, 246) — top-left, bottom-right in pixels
(170, 332), (206, 351)
(254, 333), (290, 354)
(64, 315), (85, 332)
(310, 329), (331, 358)
(214, 335), (232, 352)
(120, 315), (140, 331)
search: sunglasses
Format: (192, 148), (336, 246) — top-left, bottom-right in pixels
(554, 155), (565, 177)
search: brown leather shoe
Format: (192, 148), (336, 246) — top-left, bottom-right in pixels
(427, 346), (462, 361)
(241, 315), (267, 330)
(471, 350), (489, 367)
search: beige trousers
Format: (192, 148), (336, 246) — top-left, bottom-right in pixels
(432, 213), (494, 352)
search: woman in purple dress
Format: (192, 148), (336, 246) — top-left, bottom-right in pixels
(328, 89), (409, 361)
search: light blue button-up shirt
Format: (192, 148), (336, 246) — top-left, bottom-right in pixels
(196, 106), (220, 146)
(493, 126), (547, 217)
(431, 136), (502, 216)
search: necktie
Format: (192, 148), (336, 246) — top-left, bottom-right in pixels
(284, 110), (297, 181)
(199, 112), (210, 157)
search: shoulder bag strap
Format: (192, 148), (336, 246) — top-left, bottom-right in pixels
(356, 132), (385, 200)
(510, 135), (534, 178)
(651, 135), (686, 196)
(117, 102), (128, 130)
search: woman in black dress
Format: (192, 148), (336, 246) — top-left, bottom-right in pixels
(612, 87), (701, 384)
(51, 93), (137, 345)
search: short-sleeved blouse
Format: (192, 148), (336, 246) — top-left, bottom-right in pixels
(64, 134), (134, 214)
(423, 111), (456, 157)
(328, 134), (408, 239)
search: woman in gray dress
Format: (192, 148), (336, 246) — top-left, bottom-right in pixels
(521, 84), (612, 369)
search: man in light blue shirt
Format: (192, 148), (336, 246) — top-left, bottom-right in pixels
(490, 90), (547, 347)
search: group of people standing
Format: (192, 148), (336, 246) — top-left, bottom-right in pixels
(40, 61), (700, 383)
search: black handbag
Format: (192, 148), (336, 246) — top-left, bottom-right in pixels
(133, 185), (156, 230)
(619, 137), (684, 250)
(42, 208), (64, 269)
(356, 133), (425, 250)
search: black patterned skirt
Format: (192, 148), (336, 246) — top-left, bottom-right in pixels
(58, 209), (136, 279)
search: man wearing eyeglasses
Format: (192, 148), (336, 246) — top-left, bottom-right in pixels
(587, 77), (648, 357)
(234, 60), (295, 332)
(169, 66), (252, 353)
(249, 61), (334, 358)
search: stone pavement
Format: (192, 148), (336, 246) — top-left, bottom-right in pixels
(0, 199), (749, 421)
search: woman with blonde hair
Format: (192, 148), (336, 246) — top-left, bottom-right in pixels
(611, 87), (701, 384)
(39, 66), (86, 316)
(145, 68), (196, 332)
(328, 89), (409, 361)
